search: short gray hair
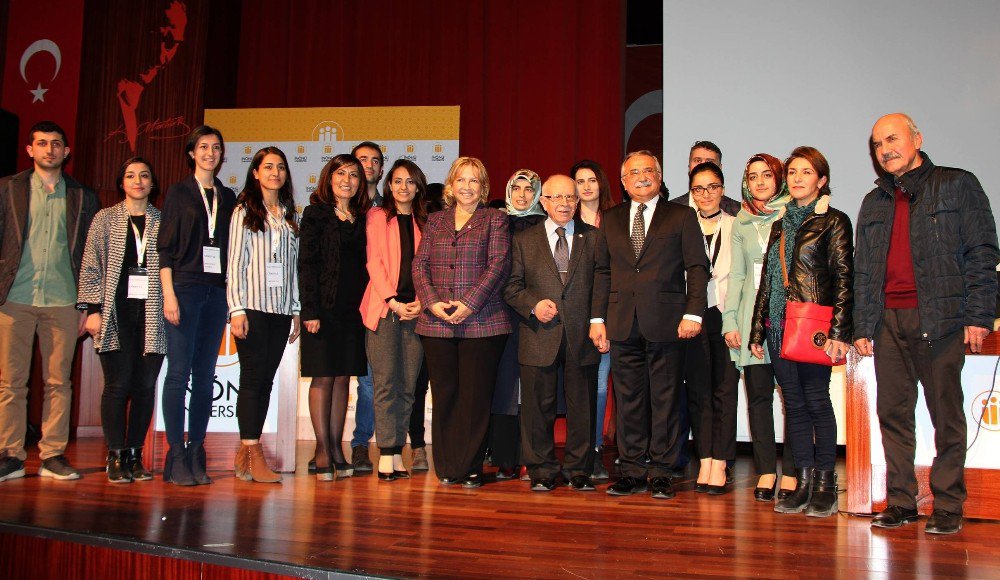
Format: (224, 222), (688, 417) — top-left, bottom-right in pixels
(620, 150), (663, 178)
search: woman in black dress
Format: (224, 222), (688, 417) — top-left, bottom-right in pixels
(298, 154), (370, 480)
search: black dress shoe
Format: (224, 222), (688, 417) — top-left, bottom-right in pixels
(607, 477), (648, 496)
(393, 470), (410, 479)
(754, 486), (776, 502)
(461, 473), (483, 488)
(694, 482), (709, 493)
(650, 477), (675, 500)
(707, 482), (730, 496)
(531, 478), (557, 492)
(776, 488), (794, 500)
(496, 466), (519, 480)
(377, 471), (397, 481)
(872, 505), (919, 529)
(725, 466), (734, 485)
(308, 457), (317, 474)
(569, 475), (595, 491)
(439, 477), (460, 485)
(925, 510), (962, 535)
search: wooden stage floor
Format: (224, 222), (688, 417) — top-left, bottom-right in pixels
(1, 438), (999, 579)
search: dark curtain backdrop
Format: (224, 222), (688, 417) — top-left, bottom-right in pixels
(236, 0), (625, 198)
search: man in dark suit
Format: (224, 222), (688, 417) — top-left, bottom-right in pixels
(504, 175), (603, 492)
(0, 121), (99, 483)
(590, 150), (709, 499)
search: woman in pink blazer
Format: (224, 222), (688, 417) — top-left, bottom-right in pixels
(361, 159), (427, 481)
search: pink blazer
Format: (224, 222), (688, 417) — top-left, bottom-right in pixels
(360, 207), (423, 331)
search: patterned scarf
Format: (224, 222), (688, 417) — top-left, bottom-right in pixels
(504, 169), (546, 217)
(766, 197), (818, 348)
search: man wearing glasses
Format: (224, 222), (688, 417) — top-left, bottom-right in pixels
(504, 175), (602, 493)
(590, 150), (709, 499)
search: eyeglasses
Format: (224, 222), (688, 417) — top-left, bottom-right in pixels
(542, 194), (579, 204)
(622, 167), (660, 179)
(689, 183), (723, 196)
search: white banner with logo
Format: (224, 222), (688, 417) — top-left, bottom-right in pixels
(866, 354), (1000, 469)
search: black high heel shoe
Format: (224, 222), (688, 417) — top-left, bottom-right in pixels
(377, 471), (397, 481)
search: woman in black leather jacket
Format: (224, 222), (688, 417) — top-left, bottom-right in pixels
(748, 146), (853, 518)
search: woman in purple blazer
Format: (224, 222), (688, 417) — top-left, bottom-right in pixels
(413, 156), (513, 488)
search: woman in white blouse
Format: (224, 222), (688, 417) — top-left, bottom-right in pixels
(227, 146), (301, 483)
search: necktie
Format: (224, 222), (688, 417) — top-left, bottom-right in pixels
(631, 203), (646, 259)
(554, 226), (569, 285)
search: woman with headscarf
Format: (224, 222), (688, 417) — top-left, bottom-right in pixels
(749, 146), (853, 517)
(490, 169), (547, 480)
(721, 153), (795, 502)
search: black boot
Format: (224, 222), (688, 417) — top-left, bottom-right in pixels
(188, 440), (212, 485)
(805, 469), (838, 517)
(774, 467), (813, 514)
(163, 444), (197, 486)
(126, 447), (153, 481)
(106, 449), (133, 484)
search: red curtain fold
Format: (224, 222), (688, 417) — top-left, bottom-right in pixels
(236, 0), (624, 198)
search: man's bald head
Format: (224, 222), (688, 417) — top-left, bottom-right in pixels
(540, 174), (578, 226)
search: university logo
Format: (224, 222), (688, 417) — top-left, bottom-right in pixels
(434, 143), (443, 153)
(972, 390), (1000, 431)
(244, 145), (252, 155)
(297, 145), (305, 155)
(217, 324), (240, 368)
(380, 144), (388, 154)
(228, 175), (238, 186)
(312, 121), (344, 142)
(323, 144), (333, 154)
(309, 174), (317, 185)
(406, 143), (415, 153)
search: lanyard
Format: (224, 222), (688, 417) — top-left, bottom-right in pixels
(196, 179), (219, 243)
(700, 215), (722, 273)
(129, 215), (148, 268)
(753, 222), (769, 253)
(266, 205), (284, 261)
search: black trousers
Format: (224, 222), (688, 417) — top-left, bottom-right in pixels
(99, 308), (164, 450)
(611, 315), (684, 479)
(687, 307), (739, 460)
(490, 413), (520, 468)
(743, 363), (795, 476)
(875, 308), (967, 514)
(520, 336), (598, 479)
(421, 335), (507, 480)
(234, 310), (292, 440)
(408, 358), (429, 448)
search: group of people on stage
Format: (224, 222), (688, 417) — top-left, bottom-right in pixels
(0, 112), (996, 537)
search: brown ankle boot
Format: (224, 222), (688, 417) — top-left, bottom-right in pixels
(234, 444), (251, 481)
(247, 443), (282, 483)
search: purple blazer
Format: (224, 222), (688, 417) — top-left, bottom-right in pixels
(413, 204), (513, 338)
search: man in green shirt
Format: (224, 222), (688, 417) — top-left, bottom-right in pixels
(0, 121), (99, 482)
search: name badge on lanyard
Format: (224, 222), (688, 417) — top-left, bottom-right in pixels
(127, 216), (150, 298)
(266, 262), (284, 288)
(197, 179), (221, 273)
(753, 260), (764, 290)
(265, 209), (284, 288)
(203, 246), (222, 273)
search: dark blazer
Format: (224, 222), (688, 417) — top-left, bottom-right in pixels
(298, 203), (366, 322)
(505, 219), (601, 367)
(0, 169), (99, 304)
(592, 198), (709, 342)
(413, 204), (513, 338)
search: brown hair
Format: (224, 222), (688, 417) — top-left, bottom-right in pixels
(310, 154), (370, 217)
(785, 146), (831, 196)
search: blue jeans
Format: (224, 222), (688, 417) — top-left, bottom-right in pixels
(768, 343), (835, 470)
(351, 363), (375, 448)
(161, 284), (227, 446)
(595, 352), (610, 446)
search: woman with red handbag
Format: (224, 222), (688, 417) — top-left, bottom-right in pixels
(748, 146), (854, 518)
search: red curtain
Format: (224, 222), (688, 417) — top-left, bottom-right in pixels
(236, 0), (624, 197)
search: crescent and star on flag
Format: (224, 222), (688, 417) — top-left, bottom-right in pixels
(19, 39), (62, 103)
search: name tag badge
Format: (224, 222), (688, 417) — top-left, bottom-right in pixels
(266, 262), (284, 288)
(127, 267), (149, 299)
(203, 246), (222, 273)
(753, 260), (764, 290)
(706, 278), (718, 309)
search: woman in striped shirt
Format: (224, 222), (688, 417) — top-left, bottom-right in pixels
(227, 146), (301, 483)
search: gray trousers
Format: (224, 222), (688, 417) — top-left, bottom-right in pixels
(368, 314), (423, 450)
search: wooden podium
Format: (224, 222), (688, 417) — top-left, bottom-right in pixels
(846, 333), (1000, 519)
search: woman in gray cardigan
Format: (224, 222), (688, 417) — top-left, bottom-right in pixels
(79, 157), (166, 483)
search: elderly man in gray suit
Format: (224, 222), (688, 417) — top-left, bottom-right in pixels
(504, 174), (605, 492)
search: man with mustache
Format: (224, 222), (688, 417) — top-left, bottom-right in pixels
(590, 150), (709, 499)
(0, 121), (99, 482)
(855, 113), (999, 534)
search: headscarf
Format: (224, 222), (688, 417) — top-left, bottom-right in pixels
(740, 153), (789, 222)
(505, 169), (545, 217)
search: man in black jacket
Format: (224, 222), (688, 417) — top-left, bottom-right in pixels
(855, 113), (999, 535)
(0, 121), (99, 482)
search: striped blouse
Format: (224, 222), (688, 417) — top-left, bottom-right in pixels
(226, 204), (301, 317)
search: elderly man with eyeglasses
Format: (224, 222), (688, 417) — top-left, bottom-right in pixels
(589, 150), (710, 500)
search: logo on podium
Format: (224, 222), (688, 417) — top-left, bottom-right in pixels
(972, 390), (1000, 432)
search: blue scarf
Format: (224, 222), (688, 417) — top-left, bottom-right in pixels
(766, 197), (818, 348)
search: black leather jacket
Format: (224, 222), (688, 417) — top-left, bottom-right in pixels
(750, 195), (854, 346)
(853, 153), (999, 341)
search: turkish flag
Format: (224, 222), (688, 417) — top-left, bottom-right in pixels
(1, 0), (85, 173)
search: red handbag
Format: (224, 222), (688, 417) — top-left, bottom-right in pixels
(777, 231), (845, 366)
